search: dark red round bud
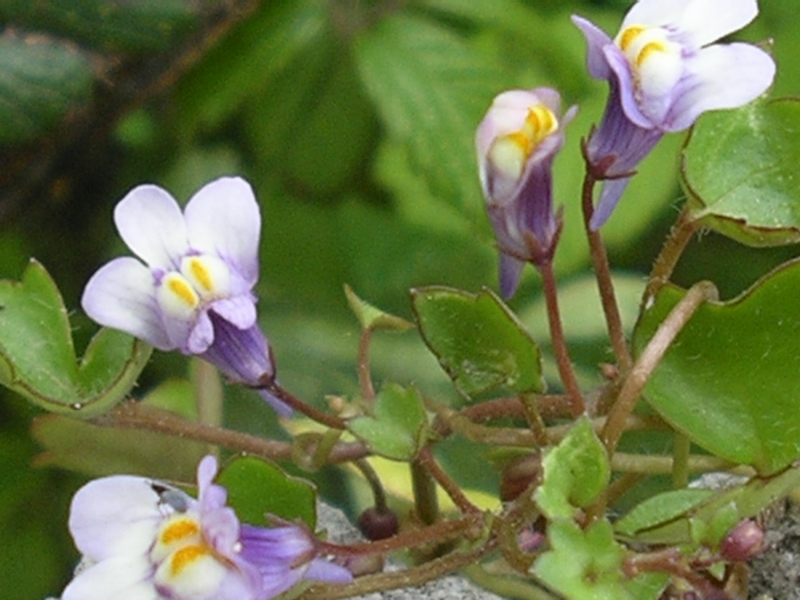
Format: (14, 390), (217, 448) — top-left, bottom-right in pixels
(720, 519), (766, 562)
(357, 507), (399, 541)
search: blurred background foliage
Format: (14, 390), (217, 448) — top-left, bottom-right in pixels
(0, 0), (796, 598)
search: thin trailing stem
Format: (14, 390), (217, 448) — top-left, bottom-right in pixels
(93, 402), (368, 464)
(265, 382), (347, 430)
(411, 458), (439, 526)
(317, 515), (478, 558)
(418, 446), (481, 515)
(538, 260), (585, 416)
(642, 205), (697, 307)
(300, 538), (497, 599)
(354, 458), (389, 513)
(601, 281), (719, 457)
(357, 327), (376, 401)
(581, 172), (633, 372)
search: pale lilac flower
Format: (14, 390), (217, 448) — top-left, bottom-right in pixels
(61, 456), (352, 600)
(81, 177), (290, 415)
(573, 0), (775, 229)
(476, 88), (577, 298)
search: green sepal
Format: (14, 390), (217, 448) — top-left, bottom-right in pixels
(344, 284), (414, 332)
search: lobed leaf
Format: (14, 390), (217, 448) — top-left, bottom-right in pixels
(0, 260), (151, 417)
(411, 286), (543, 398)
(634, 258), (800, 474)
(682, 97), (800, 246)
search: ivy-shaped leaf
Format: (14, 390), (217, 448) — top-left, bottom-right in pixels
(634, 259), (800, 474)
(411, 286), (543, 398)
(217, 455), (317, 529)
(0, 260), (151, 417)
(347, 383), (429, 461)
(682, 97), (800, 246)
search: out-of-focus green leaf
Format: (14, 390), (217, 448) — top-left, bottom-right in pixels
(178, 0), (327, 132)
(533, 519), (667, 600)
(411, 286), (543, 398)
(0, 260), (151, 417)
(0, 33), (93, 143)
(615, 489), (716, 540)
(347, 384), (429, 461)
(31, 378), (205, 480)
(623, 466), (800, 547)
(634, 259), (800, 475)
(682, 98), (800, 246)
(354, 11), (506, 216)
(535, 416), (609, 520)
(217, 455), (316, 528)
(0, 0), (198, 52)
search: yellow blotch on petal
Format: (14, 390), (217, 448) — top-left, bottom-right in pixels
(487, 103), (559, 186)
(161, 517), (201, 545)
(618, 25), (645, 52)
(169, 544), (210, 577)
(187, 257), (214, 293)
(166, 275), (199, 309)
(636, 41), (668, 67)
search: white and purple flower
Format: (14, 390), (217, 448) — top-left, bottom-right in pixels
(573, 0), (775, 229)
(476, 88), (577, 298)
(61, 456), (352, 600)
(81, 176), (290, 415)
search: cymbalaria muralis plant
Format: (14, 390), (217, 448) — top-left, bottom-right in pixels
(6, 0), (800, 598)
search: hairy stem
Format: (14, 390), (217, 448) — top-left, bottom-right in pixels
(266, 382), (346, 430)
(418, 446), (480, 515)
(538, 260), (585, 417)
(300, 539), (497, 599)
(601, 281), (718, 457)
(642, 205), (696, 307)
(357, 327), (376, 401)
(411, 458), (439, 526)
(581, 173), (633, 372)
(94, 402), (367, 463)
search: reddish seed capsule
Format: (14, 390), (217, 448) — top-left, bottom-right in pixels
(357, 507), (399, 541)
(720, 519), (766, 562)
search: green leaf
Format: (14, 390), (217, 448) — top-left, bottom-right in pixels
(344, 284), (414, 332)
(216, 456), (317, 529)
(0, 0), (198, 52)
(0, 260), (152, 417)
(347, 383), (429, 461)
(534, 416), (610, 520)
(634, 259), (800, 474)
(32, 379), (205, 479)
(615, 489), (715, 540)
(178, 0), (327, 132)
(354, 11), (506, 216)
(0, 33), (93, 143)
(620, 466), (800, 547)
(533, 519), (667, 600)
(682, 97), (800, 246)
(411, 286), (543, 398)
